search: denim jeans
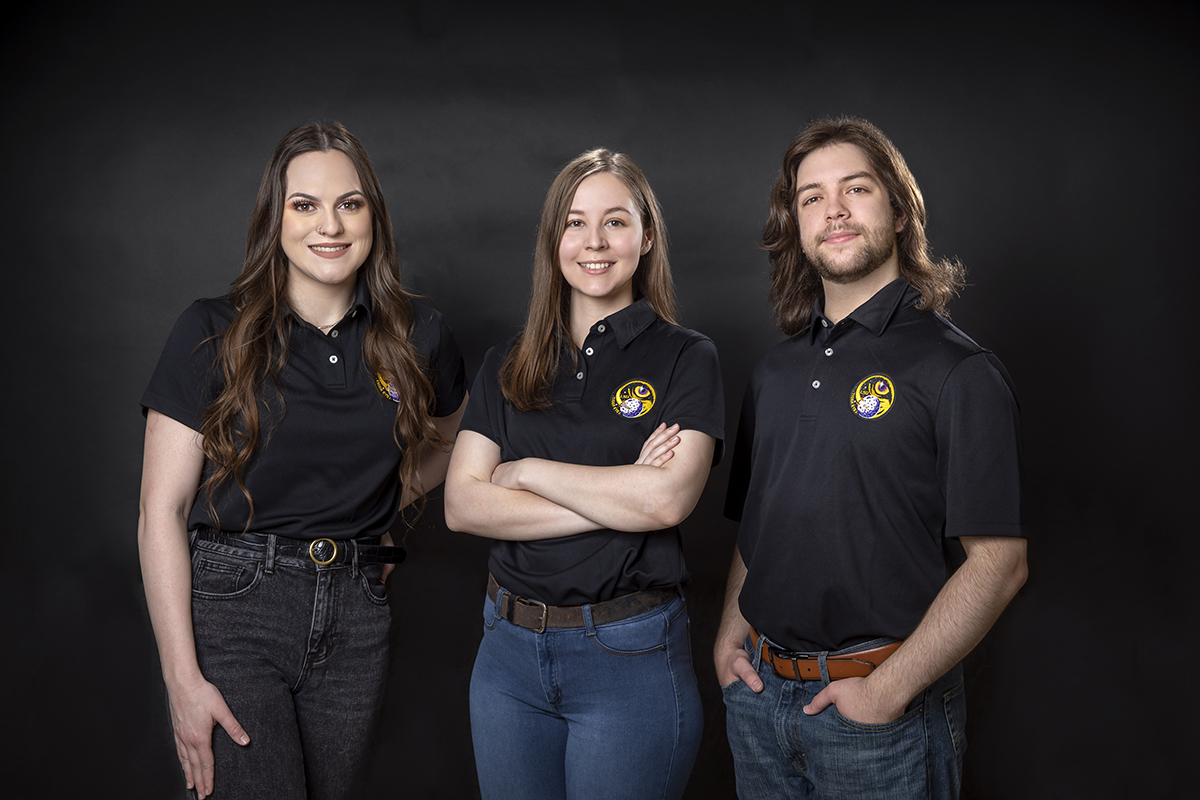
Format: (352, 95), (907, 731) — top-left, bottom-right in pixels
(722, 635), (966, 800)
(469, 588), (703, 800)
(188, 534), (392, 799)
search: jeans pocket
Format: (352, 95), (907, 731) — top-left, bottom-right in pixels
(942, 679), (967, 756)
(587, 608), (669, 657)
(358, 563), (389, 606)
(191, 546), (263, 599)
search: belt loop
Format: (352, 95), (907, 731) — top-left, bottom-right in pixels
(265, 534), (276, 574)
(582, 603), (596, 636)
(817, 652), (831, 685)
(351, 540), (360, 570)
(187, 529), (197, 549)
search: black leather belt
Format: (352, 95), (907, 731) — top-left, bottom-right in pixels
(193, 529), (406, 566)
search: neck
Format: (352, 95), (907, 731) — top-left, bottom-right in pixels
(821, 263), (900, 324)
(568, 290), (632, 348)
(288, 282), (356, 331)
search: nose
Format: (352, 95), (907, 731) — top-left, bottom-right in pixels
(825, 195), (848, 222)
(585, 224), (607, 250)
(317, 206), (344, 236)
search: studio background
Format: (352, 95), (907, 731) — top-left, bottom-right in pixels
(1, 2), (1191, 797)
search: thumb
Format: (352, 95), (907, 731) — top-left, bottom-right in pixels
(804, 684), (835, 716)
(214, 704), (251, 746)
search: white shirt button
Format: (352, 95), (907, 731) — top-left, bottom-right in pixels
(824, 347), (832, 356)
(811, 380), (820, 389)
(585, 347), (594, 356)
(597, 324), (606, 333)
(331, 330), (339, 338)
(576, 372), (584, 380)
(329, 355), (339, 364)
(821, 319), (828, 327)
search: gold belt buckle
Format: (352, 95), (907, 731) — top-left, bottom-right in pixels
(309, 538), (338, 565)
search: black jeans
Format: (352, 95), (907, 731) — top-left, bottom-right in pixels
(188, 535), (392, 799)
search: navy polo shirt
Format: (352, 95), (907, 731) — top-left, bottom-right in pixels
(725, 279), (1024, 653)
(141, 279), (467, 540)
(461, 298), (725, 606)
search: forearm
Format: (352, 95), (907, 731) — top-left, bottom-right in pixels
(862, 536), (1028, 714)
(507, 431), (715, 531)
(138, 506), (203, 689)
(444, 474), (602, 540)
(715, 546), (752, 655)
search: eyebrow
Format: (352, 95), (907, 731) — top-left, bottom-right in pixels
(568, 206), (635, 216)
(796, 171), (879, 195)
(286, 190), (366, 202)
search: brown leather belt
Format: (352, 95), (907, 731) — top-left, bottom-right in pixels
(487, 574), (677, 634)
(751, 627), (901, 681)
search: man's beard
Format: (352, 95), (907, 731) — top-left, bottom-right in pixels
(804, 223), (897, 285)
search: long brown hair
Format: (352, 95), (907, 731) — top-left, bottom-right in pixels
(762, 116), (965, 335)
(500, 149), (676, 411)
(199, 122), (442, 526)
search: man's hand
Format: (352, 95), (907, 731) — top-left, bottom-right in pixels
(803, 675), (907, 724)
(715, 638), (764, 692)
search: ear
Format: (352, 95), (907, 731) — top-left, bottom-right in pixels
(894, 212), (907, 234)
(641, 227), (654, 256)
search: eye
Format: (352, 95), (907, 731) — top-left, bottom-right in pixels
(800, 195), (821, 206)
(292, 200), (315, 213)
(340, 198), (365, 211)
(565, 219), (585, 229)
(848, 186), (866, 195)
(605, 219), (626, 227)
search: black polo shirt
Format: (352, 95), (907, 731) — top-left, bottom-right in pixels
(461, 298), (725, 606)
(141, 279), (467, 540)
(725, 279), (1023, 653)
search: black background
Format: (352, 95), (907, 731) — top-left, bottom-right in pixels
(1, 1), (1193, 797)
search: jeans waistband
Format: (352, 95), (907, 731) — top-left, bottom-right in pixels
(192, 528), (406, 567)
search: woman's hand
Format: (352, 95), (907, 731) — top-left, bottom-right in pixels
(634, 423), (680, 467)
(167, 674), (249, 798)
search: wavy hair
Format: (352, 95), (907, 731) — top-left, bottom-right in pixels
(199, 122), (442, 527)
(762, 116), (965, 335)
(500, 149), (675, 411)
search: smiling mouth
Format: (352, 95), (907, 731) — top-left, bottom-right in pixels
(580, 261), (614, 273)
(310, 244), (350, 253)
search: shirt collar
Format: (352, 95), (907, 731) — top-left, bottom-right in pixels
(283, 275), (373, 327)
(808, 278), (916, 342)
(599, 296), (658, 348)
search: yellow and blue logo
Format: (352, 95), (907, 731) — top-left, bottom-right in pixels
(375, 373), (401, 403)
(612, 380), (656, 419)
(850, 374), (895, 420)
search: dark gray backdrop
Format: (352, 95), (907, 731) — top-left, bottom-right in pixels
(1, 1), (1192, 797)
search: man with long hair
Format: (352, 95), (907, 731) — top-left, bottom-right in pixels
(715, 117), (1027, 799)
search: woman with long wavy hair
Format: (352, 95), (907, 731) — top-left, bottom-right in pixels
(445, 149), (724, 799)
(138, 122), (467, 799)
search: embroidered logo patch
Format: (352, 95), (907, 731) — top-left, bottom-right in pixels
(850, 374), (895, 420)
(375, 373), (401, 403)
(612, 380), (656, 419)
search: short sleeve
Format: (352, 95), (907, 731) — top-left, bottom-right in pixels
(723, 380), (758, 522)
(140, 300), (227, 432)
(458, 343), (508, 446)
(659, 336), (725, 465)
(410, 301), (468, 418)
(937, 352), (1025, 539)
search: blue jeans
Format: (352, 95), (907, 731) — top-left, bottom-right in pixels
(469, 588), (703, 800)
(722, 635), (966, 800)
(188, 534), (392, 799)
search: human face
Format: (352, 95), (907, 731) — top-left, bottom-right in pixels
(795, 143), (904, 286)
(558, 172), (653, 314)
(280, 150), (373, 300)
